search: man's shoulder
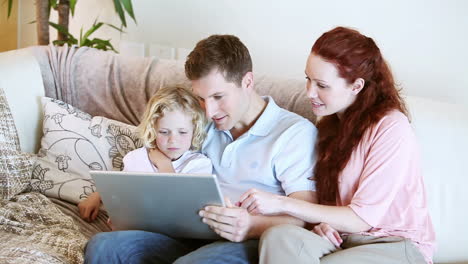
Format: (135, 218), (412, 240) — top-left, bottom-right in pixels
(273, 107), (316, 133)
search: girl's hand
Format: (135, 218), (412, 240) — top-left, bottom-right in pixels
(312, 222), (343, 248)
(238, 188), (284, 215)
(106, 218), (115, 231)
(78, 192), (101, 222)
(148, 148), (174, 172)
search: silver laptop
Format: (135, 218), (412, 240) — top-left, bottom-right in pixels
(89, 170), (225, 239)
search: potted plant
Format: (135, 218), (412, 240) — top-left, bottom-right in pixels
(5, 0), (136, 52)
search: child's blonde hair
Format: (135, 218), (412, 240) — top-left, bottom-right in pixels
(138, 86), (207, 150)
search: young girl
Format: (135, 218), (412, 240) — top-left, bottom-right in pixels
(78, 86), (212, 222)
(239, 27), (435, 263)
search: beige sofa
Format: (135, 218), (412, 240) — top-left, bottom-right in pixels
(0, 45), (467, 263)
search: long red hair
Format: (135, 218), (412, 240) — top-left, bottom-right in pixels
(311, 27), (408, 204)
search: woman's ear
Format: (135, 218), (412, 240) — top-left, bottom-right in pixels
(351, 78), (365, 95)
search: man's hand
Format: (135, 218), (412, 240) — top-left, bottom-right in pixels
(199, 198), (253, 242)
(78, 192), (101, 222)
(312, 222), (343, 248)
(238, 188), (284, 215)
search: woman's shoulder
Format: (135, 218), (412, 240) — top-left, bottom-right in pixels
(370, 110), (414, 142)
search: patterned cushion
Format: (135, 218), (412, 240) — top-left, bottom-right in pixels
(0, 88), (35, 200)
(27, 97), (143, 204)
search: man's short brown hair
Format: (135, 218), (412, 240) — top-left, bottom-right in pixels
(185, 35), (252, 87)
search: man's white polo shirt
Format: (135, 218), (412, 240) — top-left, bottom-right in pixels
(202, 96), (317, 202)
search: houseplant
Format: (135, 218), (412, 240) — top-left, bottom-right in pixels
(5, 0), (136, 52)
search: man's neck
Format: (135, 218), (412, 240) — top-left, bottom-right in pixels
(230, 94), (267, 140)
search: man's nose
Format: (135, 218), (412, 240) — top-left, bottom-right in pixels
(204, 101), (217, 119)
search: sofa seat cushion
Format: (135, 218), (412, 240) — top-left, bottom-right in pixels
(0, 88), (35, 200)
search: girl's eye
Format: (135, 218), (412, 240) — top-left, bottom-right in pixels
(158, 130), (168, 135)
(180, 131), (188, 135)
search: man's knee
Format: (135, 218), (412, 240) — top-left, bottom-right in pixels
(261, 224), (300, 243)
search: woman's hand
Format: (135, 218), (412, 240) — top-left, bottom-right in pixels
(238, 188), (284, 215)
(78, 192), (101, 222)
(312, 222), (343, 248)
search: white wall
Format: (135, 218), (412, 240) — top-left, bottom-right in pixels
(19, 0), (468, 105)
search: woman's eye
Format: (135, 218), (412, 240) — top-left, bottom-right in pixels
(317, 83), (327, 89)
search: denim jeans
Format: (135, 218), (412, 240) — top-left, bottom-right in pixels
(84, 230), (259, 264)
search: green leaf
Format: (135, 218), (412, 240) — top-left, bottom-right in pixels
(49, 21), (78, 44)
(105, 23), (125, 33)
(79, 27), (83, 45)
(113, 0), (127, 27)
(7, 0), (13, 18)
(28, 20), (36, 24)
(70, 0), (77, 16)
(82, 22), (103, 41)
(120, 0), (136, 23)
(49, 0), (58, 9)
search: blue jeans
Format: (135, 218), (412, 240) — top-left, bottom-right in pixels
(84, 230), (259, 264)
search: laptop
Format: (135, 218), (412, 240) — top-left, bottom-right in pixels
(89, 170), (225, 239)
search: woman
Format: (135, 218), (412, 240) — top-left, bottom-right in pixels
(239, 27), (435, 263)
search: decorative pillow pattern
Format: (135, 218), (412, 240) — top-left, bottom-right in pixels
(27, 97), (143, 204)
(0, 88), (35, 200)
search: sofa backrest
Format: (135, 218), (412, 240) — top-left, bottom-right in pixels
(0, 48), (45, 153)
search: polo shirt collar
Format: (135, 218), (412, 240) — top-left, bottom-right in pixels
(248, 96), (280, 137)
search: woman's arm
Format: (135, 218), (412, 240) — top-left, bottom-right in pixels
(240, 189), (371, 233)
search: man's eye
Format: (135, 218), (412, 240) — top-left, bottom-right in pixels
(213, 95), (223, 100)
(305, 76), (311, 81)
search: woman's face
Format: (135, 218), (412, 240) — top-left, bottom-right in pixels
(305, 53), (361, 118)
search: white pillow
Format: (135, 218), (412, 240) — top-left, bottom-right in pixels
(28, 97), (143, 204)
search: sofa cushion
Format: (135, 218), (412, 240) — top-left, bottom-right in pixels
(0, 88), (36, 200)
(28, 97), (143, 204)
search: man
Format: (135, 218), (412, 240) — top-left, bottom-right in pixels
(84, 35), (317, 264)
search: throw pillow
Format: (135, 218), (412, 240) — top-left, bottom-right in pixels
(27, 97), (143, 204)
(0, 87), (35, 200)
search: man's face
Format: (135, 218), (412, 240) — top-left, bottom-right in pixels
(191, 69), (248, 131)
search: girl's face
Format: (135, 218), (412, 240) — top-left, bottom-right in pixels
(305, 53), (362, 118)
(155, 108), (194, 160)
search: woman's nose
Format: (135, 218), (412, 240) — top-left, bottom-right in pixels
(306, 83), (317, 98)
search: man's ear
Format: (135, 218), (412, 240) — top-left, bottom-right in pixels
(351, 78), (365, 95)
(242, 72), (254, 91)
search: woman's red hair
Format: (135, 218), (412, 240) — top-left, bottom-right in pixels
(311, 27), (408, 204)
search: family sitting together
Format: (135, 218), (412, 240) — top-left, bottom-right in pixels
(80, 27), (435, 264)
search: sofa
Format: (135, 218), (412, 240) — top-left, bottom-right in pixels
(0, 45), (467, 264)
